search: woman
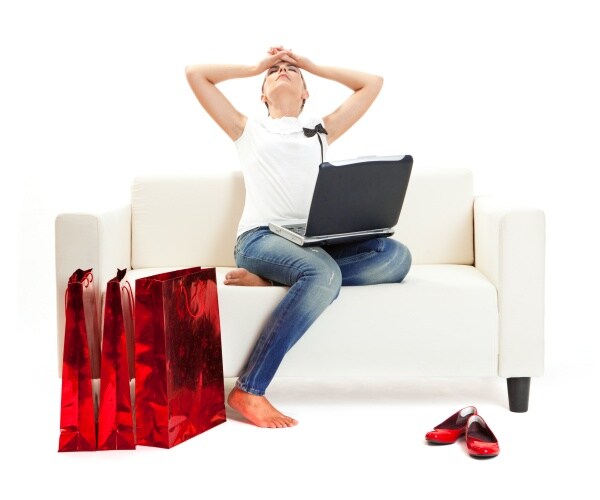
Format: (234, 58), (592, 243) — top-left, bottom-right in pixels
(185, 47), (411, 428)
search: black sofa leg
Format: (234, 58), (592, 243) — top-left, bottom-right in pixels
(507, 377), (531, 412)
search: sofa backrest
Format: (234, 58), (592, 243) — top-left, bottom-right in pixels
(130, 168), (473, 269)
(394, 168), (474, 265)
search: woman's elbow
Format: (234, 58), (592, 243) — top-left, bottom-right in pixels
(184, 65), (196, 80)
(373, 74), (384, 92)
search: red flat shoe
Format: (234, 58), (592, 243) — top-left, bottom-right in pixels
(465, 415), (500, 458)
(425, 406), (477, 444)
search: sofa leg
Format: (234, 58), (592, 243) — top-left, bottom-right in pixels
(506, 377), (531, 412)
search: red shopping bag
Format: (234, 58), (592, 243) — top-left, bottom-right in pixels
(97, 269), (136, 450)
(58, 268), (101, 452)
(135, 267), (226, 448)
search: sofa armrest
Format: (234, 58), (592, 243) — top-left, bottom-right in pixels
(474, 196), (545, 377)
(55, 205), (131, 376)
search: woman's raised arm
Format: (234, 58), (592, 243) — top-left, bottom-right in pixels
(277, 50), (384, 144)
(185, 50), (288, 141)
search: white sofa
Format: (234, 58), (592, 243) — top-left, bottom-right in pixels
(55, 168), (545, 412)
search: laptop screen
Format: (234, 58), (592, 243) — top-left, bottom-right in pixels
(304, 155), (413, 236)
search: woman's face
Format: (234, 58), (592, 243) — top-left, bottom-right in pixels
(262, 62), (308, 112)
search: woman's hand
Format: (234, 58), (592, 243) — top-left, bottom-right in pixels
(259, 46), (316, 74)
(267, 47), (316, 73)
(267, 45), (286, 56)
(255, 47), (291, 74)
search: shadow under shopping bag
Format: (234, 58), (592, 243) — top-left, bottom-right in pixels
(135, 267), (226, 448)
(58, 268), (101, 452)
(97, 269), (136, 450)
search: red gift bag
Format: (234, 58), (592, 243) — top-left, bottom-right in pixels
(58, 268), (101, 452)
(135, 267), (226, 448)
(97, 269), (136, 450)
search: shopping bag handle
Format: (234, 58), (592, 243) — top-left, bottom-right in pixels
(64, 270), (94, 312)
(122, 280), (134, 316)
(182, 284), (204, 319)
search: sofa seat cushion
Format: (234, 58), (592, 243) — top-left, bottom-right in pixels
(124, 264), (498, 378)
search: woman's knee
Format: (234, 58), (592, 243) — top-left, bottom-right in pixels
(323, 265), (343, 300)
(395, 241), (412, 282)
(300, 249), (342, 300)
(384, 239), (412, 283)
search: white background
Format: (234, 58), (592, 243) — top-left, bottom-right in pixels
(2, 0), (599, 498)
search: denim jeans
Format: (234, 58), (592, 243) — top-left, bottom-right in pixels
(233, 227), (412, 395)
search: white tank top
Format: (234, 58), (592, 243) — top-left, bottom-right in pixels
(234, 115), (328, 237)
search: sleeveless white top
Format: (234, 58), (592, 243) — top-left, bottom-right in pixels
(234, 115), (328, 237)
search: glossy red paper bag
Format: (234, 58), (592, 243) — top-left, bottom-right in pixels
(58, 269), (101, 452)
(97, 269), (136, 450)
(135, 267), (226, 448)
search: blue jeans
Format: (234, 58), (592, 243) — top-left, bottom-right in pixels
(233, 227), (412, 395)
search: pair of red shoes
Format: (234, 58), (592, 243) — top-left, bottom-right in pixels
(425, 406), (500, 458)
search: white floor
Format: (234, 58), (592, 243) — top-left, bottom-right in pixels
(5, 366), (597, 500)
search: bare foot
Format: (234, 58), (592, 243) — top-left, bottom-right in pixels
(224, 268), (273, 286)
(227, 387), (298, 428)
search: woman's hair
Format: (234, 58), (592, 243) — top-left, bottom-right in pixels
(261, 69), (307, 115)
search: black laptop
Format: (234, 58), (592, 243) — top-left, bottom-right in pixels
(268, 155), (413, 246)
